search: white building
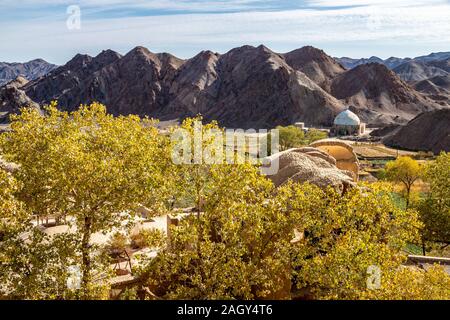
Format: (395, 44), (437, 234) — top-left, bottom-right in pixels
(331, 109), (366, 136)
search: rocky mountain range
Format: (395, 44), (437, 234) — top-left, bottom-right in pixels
(0, 59), (57, 86)
(0, 45), (447, 128)
(336, 52), (450, 105)
(336, 52), (450, 70)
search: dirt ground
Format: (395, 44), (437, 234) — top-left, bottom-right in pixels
(348, 142), (418, 159)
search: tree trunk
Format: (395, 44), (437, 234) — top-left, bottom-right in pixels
(81, 216), (92, 299)
(405, 186), (411, 209)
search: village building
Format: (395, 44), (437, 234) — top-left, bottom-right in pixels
(331, 109), (366, 136)
(310, 139), (360, 182)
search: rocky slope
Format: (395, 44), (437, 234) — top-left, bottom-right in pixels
(330, 63), (440, 125)
(283, 46), (346, 91)
(189, 45), (344, 128)
(24, 49), (123, 112)
(413, 75), (450, 104)
(1, 45), (444, 128)
(6, 45), (348, 128)
(0, 59), (57, 86)
(383, 109), (450, 154)
(0, 76), (40, 123)
(393, 61), (448, 82)
(337, 53), (450, 106)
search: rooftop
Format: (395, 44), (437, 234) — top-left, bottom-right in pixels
(334, 109), (361, 126)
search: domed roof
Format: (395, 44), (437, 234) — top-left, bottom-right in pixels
(334, 109), (361, 126)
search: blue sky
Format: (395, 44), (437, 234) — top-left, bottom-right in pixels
(1, 0), (449, 64)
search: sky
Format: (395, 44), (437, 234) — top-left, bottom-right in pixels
(1, 0), (450, 64)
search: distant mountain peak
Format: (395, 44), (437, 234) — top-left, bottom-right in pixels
(284, 45), (346, 91)
(0, 58), (57, 86)
(336, 51), (450, 70)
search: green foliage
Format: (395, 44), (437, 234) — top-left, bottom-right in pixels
(276, 126), (327, 151)
(1, 230), (79, 299)
(362, 265), (450, 300)
(0, 170), (27, 238)
(304, 129), (328, 144)
(288, 182), (423, 299)
(418, 152), (450, 244)
(276, 125), (305, 150)
(119, 287), (139, 300)
(385, 156), (422, 208)
(143, 119), (294, 299)
(0, 102), (174, 298)
(375, 168), (387, 180)
(1, 109), (448, 300)
(107, 233), (129, 252)
(131, 229), (165, 250)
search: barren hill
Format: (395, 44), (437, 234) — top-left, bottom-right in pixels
(336, 53), (450, 108)
(414, 75), (450, 104)
(330, 63), (440, 126)
(383, 109), (450, 154)
(393, 61), (448, 82)
(1, 45), (445, 129)
(283, 46), (346, 91)
(192, 45), (344, 128)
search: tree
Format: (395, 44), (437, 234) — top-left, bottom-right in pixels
(288, 182), (424, 299)
(0, 169), (27, 238)
(0, 169), (78, 299)
(362, 265), (450, 300)
(418, 152), (450, 247)
(2, 108), (448, 300)
(142, 163), (294, 299)
(137, 116), (444, 300)
(142, 173), (448, 300)
(304, 129), (328, 145)
(139, 118), (294, 299)
(0, 102), (174, 298)
(385, 156), (422, 209)
(276, 125), (305, 151)
(276, 126), (328, 151)
(1, 229), (81, 299)
(140, 117), (443, 301)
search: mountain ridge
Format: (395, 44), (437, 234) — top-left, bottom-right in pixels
(0, 59), (57, 86)
(335, 52), (450, 70)
(0, 45), (446, 128)
(336, 52), (450, 105)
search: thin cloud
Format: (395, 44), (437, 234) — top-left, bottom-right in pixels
(0, 1), (449, 63)
(305, 0), (449, 7)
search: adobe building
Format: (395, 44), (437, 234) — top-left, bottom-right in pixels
(310, 139), (360, 182)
